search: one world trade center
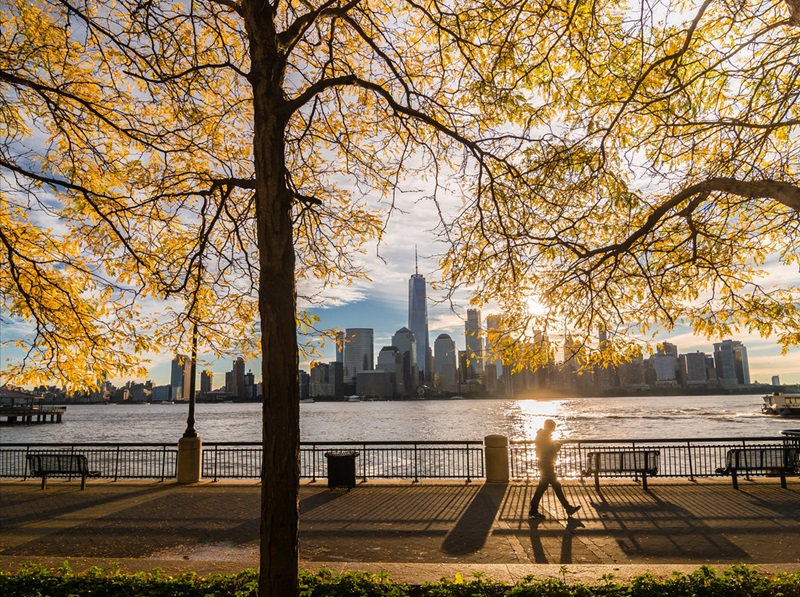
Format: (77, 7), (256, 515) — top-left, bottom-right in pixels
(408, 252), (430, 382)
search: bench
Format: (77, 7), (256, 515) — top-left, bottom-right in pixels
(582, 450), (660, 490)
(716, 447), (798, 489)
(26, 454), (100, 490)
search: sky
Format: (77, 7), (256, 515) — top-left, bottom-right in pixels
(127, 203), (800, 389)
(2, 189), (799, 389)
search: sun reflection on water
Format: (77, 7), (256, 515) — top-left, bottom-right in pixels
(505, 399), (568, 440)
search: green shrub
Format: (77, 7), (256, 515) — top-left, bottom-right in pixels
(298, 569), (408, 596)
(1, 563), (798, 596)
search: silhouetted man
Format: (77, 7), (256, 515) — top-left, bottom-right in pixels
(528, 419), (581, 519)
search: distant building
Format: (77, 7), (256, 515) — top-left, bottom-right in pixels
(244, 369), (256, 400)
(617, 358), (648, 389)
(714, 340), (750, 386)
(680, 352), (708, 386)
(127, 383), (149, 403)
(434, 333), (458, 392)
(651, 348), (678, 386)
(484, 314), (504, 383)
(408, 256), (430, 381)
(343, 328), (374, 385)
(772, 375), (781, 386)
(298, 370), (310, 401)
(464, 308), (483, 380)
(391, 327), (418, 395)
(310, 362), (344, 399)
(170, 354), (192, 402)
(376, 346), (403, 396)
(336, 331), (345, 363)
(356, 370), (394, 399)
(226, 357), (246, 399)
(150, 385), (171, 402)
(200, 370), (213, 395)
(659, 342), (679, 358)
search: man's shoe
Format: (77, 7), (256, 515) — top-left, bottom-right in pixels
(566, 505), (581, 517)
(528, 510), (546, 519)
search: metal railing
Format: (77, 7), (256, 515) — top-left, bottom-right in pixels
(0, 444), (177, 481)
(2, 436), (797, 483)
(0, 440), (484, 482)
(509, 436), (800, 481)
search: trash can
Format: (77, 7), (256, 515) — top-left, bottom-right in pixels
(324, 451), (358, 490)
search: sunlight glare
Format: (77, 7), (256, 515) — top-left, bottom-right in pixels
(515, 399), (566, 440)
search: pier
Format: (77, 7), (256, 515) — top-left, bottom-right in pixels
(0, 405), (66, 424)
(0, 389), (65, 424)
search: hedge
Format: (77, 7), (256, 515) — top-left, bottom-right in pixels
(0, 563), (798, 596)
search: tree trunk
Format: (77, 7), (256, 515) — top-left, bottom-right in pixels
(242, 3), (300, 596)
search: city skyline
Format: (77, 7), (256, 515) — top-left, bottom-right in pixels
(3, 239), (799, 388)
(95, 245), (799, 389)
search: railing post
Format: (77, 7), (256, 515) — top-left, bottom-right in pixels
(687, 441), (694, 481)
(311, 444), (317, 482)
(160, 445), (167, 482)
(213, 444), (219, 482)
(413, 443), (419, 483)
(114, 445), (120, 482)
(466, 442), (472, 483)
(361, 443), (367, 483)
(742, 439), (750, 481)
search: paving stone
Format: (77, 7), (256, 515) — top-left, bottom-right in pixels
(1, 478), (798, 583)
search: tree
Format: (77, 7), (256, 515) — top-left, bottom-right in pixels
(2, 0), (518, 593)
(2, 0), (798, 595)
(441, 0), (800, 365)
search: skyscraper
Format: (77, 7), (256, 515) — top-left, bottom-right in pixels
(391, 327), (418, 394)
(170, 354), (192, 402)
(335, 331), (345, 363)
(434, 333), (458, 392)
(714, 339), (750, 385)
(408, 253), (429, 381)
(200, 370), (213, 395)
(484, 314), (505, 385)
(226, 357), (246, 399)
(464, 308), (483, 379)
(343, 328), (374, 384)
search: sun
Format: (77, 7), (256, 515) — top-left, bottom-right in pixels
(525, 294), (548, 318)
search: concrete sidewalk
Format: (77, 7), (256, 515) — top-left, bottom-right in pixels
(1, 477), (799, 585)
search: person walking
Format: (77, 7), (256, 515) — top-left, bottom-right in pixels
(528, 419), (581, 519)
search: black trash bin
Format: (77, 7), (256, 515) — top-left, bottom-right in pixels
(324, 451), (358, 490)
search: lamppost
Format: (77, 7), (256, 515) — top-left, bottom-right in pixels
(177, 264), (203, 484)
(183, 319), (199, 439)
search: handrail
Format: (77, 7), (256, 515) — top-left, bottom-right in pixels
(508, 436), (789, 444)
(0, 440), (484, 482)
(1, 436), (795, 483)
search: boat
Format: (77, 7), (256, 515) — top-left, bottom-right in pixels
(762, 392), (800, 417)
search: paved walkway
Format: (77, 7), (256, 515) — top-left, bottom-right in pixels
(1, 477), (799, 585)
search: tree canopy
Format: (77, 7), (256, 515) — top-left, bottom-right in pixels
(441, 0), (800, 362)
(2, 0), (799, 594)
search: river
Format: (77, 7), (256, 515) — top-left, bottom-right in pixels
(1, 394), (797, 445)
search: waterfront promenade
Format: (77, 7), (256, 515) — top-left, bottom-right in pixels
(1, 478), (799, 585)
